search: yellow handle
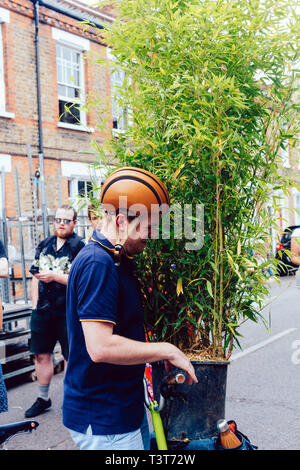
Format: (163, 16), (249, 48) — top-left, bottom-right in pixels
(150, 402), (168, 450)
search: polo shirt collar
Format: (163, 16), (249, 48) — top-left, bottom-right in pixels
(91, 230), (115, 251)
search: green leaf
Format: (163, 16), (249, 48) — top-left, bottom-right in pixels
(206, 280), (213, 299)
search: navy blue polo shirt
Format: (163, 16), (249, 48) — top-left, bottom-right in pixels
(63, 231), (146, 435)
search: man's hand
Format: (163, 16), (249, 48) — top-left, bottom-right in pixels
(164, 347), (198, 385)
(34, 271), (56, 283)
(290, 238), (300, 266)
(34, 270), (68, 285)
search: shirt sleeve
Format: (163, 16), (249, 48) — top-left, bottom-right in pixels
(76, 259), (119, 325)
(74, 239), (86, 259)
(29, 240), (44, 275)
(0, 241), (7, 259)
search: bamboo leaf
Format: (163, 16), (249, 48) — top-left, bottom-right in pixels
(86, 0), (298, 358)
(176, 278), (183, 296)
(173, 163), (184, 178)
(237, 239), (241, 256)
(206, 280), (213, 299)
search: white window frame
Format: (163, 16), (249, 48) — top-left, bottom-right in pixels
(56, 43), (86, 126)
(52, 28), (93, 132)
(61, 160), (107, 211)
(107, 49), (129, 133)
(279, 121), (292, 168)
(281, 142), (290, 168)
(0, 8), (14, 119)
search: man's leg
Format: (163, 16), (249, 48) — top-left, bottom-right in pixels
(24, 353), (53, 418)
(35, 353), (54, 387)
(25, 311), (54, 418)
(141, 408), (150, 450)
(68, 409), (150, 451)
(57, 314), (69, 373)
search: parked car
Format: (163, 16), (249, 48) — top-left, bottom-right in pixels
(275, 225), (300, 276)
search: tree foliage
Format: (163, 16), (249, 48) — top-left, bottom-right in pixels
(90, 0), (299, 358)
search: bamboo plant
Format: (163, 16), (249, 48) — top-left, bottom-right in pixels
(88, 0), (299, 359)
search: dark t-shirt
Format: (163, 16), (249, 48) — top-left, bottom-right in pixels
(0, 240), (7, 259)
(63, 231), (146, 435)
(29, 233), (85, 316)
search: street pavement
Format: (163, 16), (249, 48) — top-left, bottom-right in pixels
(0, 275), (299, 450)
(0, 371), (77, 450)
(225, 275), (300, 450)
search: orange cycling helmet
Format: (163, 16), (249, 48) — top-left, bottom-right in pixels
(100, 167), (170, 216)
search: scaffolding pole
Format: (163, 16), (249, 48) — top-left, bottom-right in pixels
(14, 165), (28, 303)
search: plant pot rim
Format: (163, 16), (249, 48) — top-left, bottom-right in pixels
(151, 359), (230, 367)
(189, 360), (230, 365)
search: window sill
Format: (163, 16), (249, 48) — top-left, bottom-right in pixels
(57, 122), (94, 133)
(0, 110), (15, 119)
(112, 128), (126, 136)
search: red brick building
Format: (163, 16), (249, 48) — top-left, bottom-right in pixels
(0, 0), (118, 223)
(0, 0), (122, 301)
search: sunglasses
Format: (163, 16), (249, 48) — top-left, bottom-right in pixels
(54, 218), (75, 225)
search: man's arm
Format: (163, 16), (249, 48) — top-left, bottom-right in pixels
(290, 238), (300, 265)
(81, 321), (198, 385)
(31, 276), (39, 309)
(0, 257), (8, 278)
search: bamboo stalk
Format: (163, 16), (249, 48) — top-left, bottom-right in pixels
(218, 209), (224, 356)
(216, 119), (224, 356)
(213, 154), (219, 357)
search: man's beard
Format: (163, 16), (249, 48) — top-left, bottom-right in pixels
(55, 228), (70, 239)
(123, 237), (147, 256)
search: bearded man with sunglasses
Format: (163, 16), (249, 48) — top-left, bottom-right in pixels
(25, 205), (85, 418)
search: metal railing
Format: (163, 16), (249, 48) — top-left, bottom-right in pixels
(0, 144), (92, 304)
(0, 214), (90, 305)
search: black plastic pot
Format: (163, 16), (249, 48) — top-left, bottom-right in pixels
(151, 360), (229, 442)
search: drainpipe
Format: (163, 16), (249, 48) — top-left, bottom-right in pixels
(33, 0), (49, 237)
(33, 0), (43, 158)
(31, 0), (105, 237)
(32, 0), (104, 156)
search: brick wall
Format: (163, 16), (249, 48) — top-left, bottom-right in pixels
(0, 0), (114, 218)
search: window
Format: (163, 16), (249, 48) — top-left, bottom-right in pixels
(279, 121), (292, 168)
(111, 67), (127, 130)
(108, 49), (128, 131)
(52, 28), (91, 131)
(0, 8), (13, 119)
(61, 160), (107, 212)
(68, 179), (93, 200)
(57, 44), (85, 126)
(281, 141), (290, 168)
